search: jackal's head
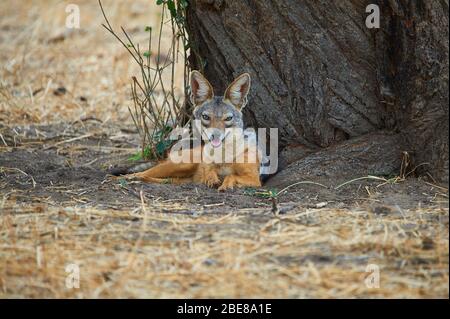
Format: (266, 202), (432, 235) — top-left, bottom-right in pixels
(190, 70), (251, 148)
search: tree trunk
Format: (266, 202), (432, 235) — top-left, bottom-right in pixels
(186, 0), (449, 184)
(376, 0), (449, 183)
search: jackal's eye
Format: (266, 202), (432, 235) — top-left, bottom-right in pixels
(201, 114), (210, 121)
(224, 116), (233, 122)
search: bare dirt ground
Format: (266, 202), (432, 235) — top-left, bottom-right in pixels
(0, 1), (448, 298)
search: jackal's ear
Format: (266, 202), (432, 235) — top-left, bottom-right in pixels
(224, 73), (251, 110)
(190, 71), (214, 106)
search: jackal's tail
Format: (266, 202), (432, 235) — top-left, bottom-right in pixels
(108, 162), (154, 176)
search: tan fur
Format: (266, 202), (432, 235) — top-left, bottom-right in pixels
(131, 145), (261, 191)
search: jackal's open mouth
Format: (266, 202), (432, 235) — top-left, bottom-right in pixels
(210, 138), (222, 148)
(208, 131), (231, 148)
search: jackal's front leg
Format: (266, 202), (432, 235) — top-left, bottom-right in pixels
(194, 164), (220, 187)
(218, 173), (261, 191)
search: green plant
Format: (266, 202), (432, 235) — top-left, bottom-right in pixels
(99, 0), (194, 160)
(128, 125), (173, 162)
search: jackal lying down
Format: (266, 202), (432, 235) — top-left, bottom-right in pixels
(119, 71), (264, 191)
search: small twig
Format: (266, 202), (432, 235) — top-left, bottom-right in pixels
(405, 162), (431, 178)
(81, 158), (99, 167)
(43, 133), (93, 150)
(335, 176), (387, 190)
(1, 167), (37, 188)
(277, 181), (328, 196)
(271, 197), (279, 215)
(0, 133), (8, 146)
(424, 181), (448, 193)
(203, 202), (225, 207)
(71, 116), (103, 125)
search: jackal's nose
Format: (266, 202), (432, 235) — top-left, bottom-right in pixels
(211, 133), (219, 140)
(209, 130), (223, 148)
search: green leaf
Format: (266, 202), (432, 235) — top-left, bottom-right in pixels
(152, 125), (172, 141)
(269, 189), (278, 198)
(128, 145), (153, 161)
(179, 0), (188, 9)
(142, 146), (152, 159)
(155, 139), (172, 157)
(156, 0), (164, 5)
(143, 51), (151, 58)
(119, 179), (127, 187)
(167, 0), (177, 17)
(145, 26), (152, 32)
(128, 151), (142, 162)
(244, 188), (278, 199)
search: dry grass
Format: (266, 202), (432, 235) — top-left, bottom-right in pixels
(0, 0), (185, 125)
(0, 0), (449, 299)
(1, 198), (448, 298)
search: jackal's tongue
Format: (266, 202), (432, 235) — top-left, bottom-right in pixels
(211, 138), (222, 148)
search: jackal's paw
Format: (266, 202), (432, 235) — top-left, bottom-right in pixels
(218, 176), (237, 191)
(202, 172), (220, 188)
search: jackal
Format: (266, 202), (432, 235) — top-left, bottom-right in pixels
(120, 71), (262, 191)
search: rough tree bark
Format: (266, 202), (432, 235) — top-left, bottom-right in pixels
(186, 0), (449, 186)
